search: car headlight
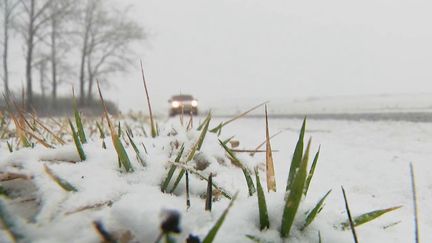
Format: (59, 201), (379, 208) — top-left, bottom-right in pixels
(171, 101), (180, 108)
(191, 100), (198, 107)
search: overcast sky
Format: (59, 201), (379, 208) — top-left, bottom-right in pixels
(105, 0), (432, 111)
(6, 0), (432, 112)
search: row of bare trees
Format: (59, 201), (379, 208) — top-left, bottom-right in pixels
(1, 0), (145, 109)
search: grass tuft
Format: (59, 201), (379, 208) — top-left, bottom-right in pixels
(127, 131), (146, 166)
(169, 114), (211, 193)
(280, 138), (311, 238)
(161, 145), (185, 193)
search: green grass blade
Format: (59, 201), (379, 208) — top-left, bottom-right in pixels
(113, 135), (134, 172)
(197, 113), (211, 150)
(205, 173), (213, 211)
(97, 81), (134, 173)
(44, 164), (78, 192)
(7, 141), (13, 153)
(169, 116), (211, 193)
(69, 119), (86, 161)
(197, 112), (211, 131)
(301, 189), (331, 230)
(161, 145), (184, 192)
(0, 199), (26, 241)
(222, 136), (235, 145)
(286, 118), (306, 192)
(96, 122), (105, 138)
(341, 186), (359, 243)
(73, 89), (87, 144)
(219, 140), (256, 196)
(96, 122), (107, 149)
(255, 168), (270, 230)
(280, 138), (311, 238)
(209, 122), (223, 134)
(341, 206), (402, 230)
(127, 131), (146, 166)
(202, 193), (238, 243)
(304, 146), (321, 196)
(74, 108), (87, 144)
(245, 235), (261, 242)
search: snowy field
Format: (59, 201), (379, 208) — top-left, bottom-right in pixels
(0, 116), (430, 242)
(218, 117), (432, 242)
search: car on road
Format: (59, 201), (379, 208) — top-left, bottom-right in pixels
(169, 95), (198, 116)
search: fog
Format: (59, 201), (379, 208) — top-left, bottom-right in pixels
(4, 0), (432, 114)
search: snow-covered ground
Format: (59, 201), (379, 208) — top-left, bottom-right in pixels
(220, 117), (432, 242)
(0, 116), (430, 242)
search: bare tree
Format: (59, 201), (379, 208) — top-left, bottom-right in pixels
(0, 0), (19, 99)
(85, 9), (144, 102)
(77, 0), (99, 105)
(35, 55), (48, 99)
(18, 0), (53, 109)
(76, 0), (144, 104)
(48, 0), (75, 105)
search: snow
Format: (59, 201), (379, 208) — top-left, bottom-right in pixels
(0, 117), (431, 242)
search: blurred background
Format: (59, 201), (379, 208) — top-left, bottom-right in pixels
(1, 0), (432, 118)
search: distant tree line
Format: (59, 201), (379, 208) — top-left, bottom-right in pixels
(0, 0), (145, 110)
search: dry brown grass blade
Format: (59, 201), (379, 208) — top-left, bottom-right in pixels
(65, 201), (113, 215)
(252, 130), (285, 154)
(231, 149), (279, 153)
(222, 101), (269, 127)
(24, 128), (54, 148)
(31, 116), (65, 145)
(265, 105), (276, 192)
(140, 60), (156, 138)
(8, 111), (31, 147)
(97, 81), (115, 135)
(0, 172), (33, 181)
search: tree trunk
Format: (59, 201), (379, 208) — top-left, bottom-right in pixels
(50, 16), (57, 106)
(2, 1), (10, 100)
(86, 52), (93, 103)
(39, 61), (46, 100)
(25, 0), (35, 110)
(78, 39), (87, 106)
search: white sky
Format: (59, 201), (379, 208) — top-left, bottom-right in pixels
(5, 0), (432, 112)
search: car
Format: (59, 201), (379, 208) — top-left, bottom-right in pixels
(168, 94), (198, 116)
